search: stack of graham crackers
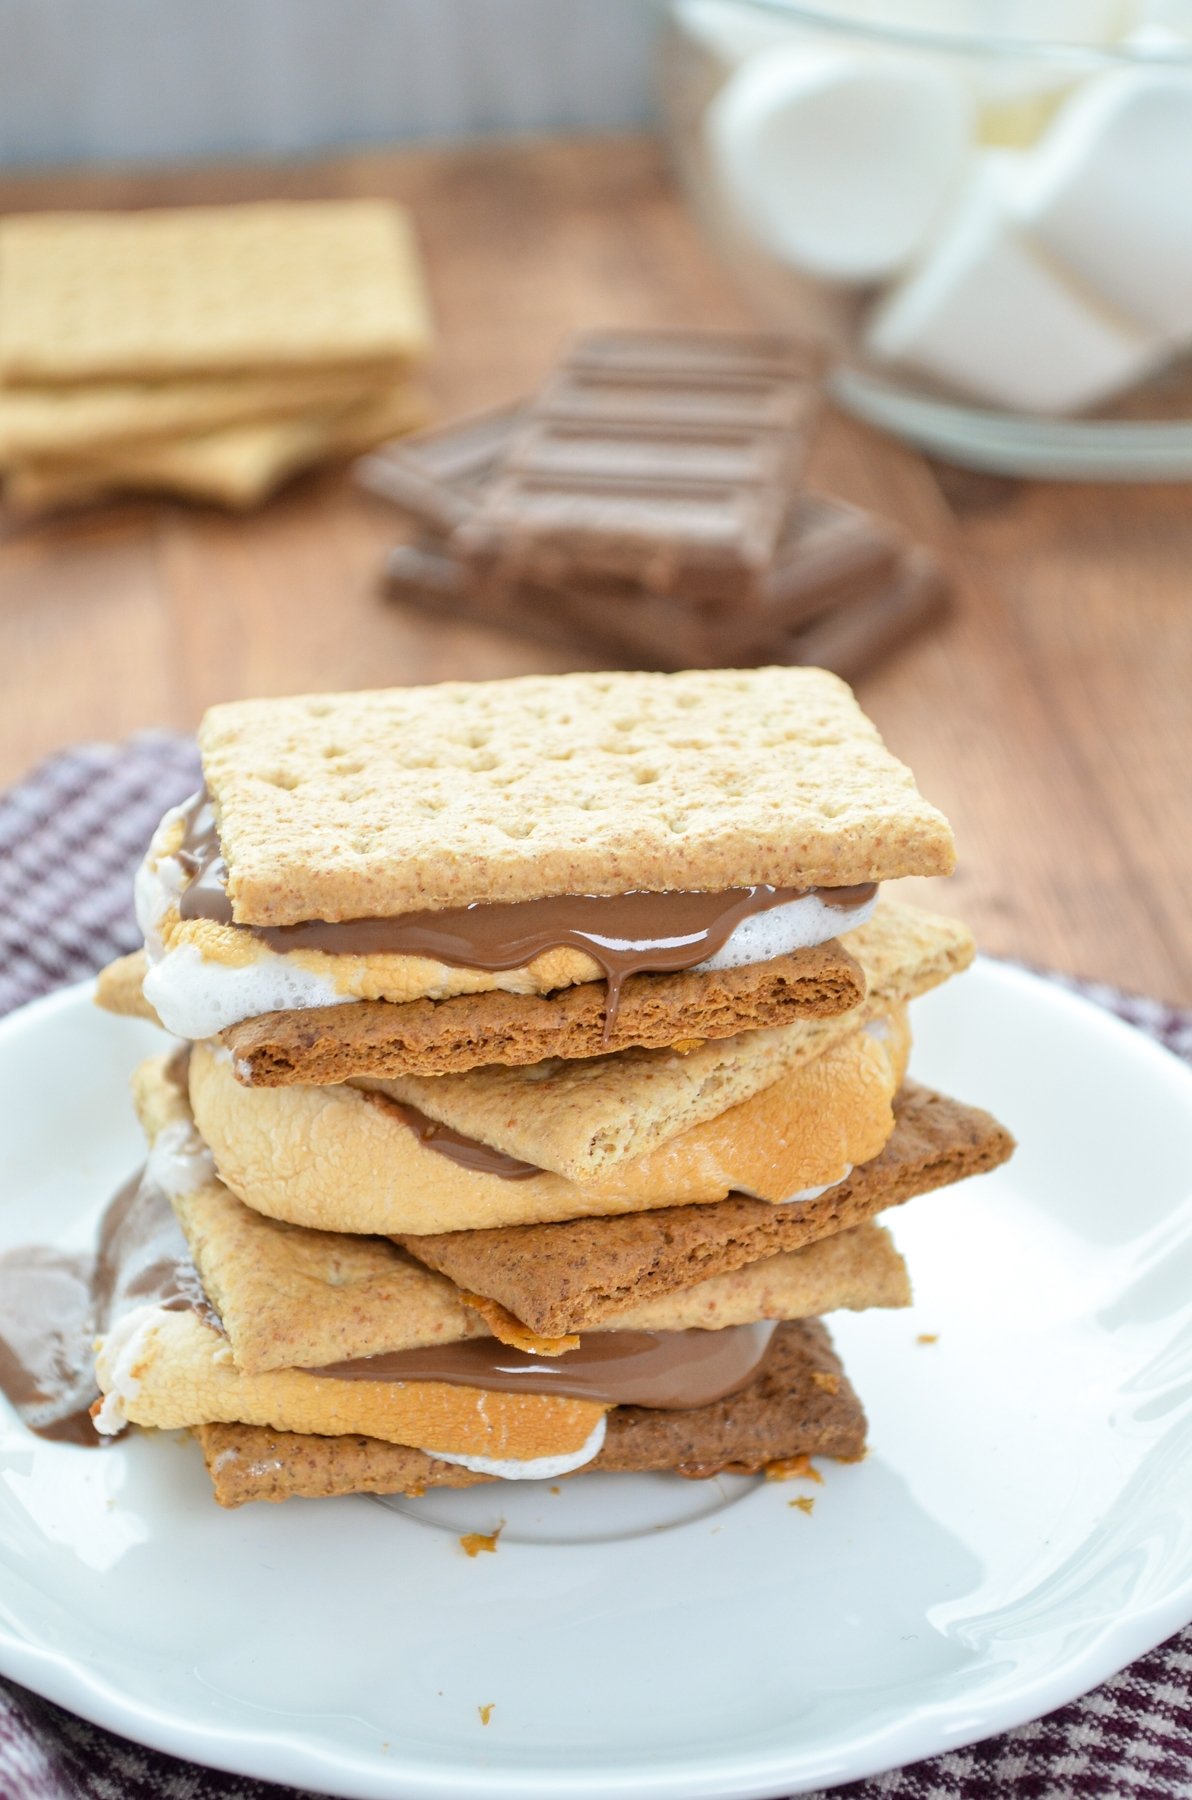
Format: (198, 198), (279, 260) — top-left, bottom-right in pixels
(0, 200), (432, 511)
(91, 668), (1013, 1506)
(359, 330), (948, 676)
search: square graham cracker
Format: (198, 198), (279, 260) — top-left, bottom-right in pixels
(0, 200), (431, 386)
(6, 382), (426, 512)
(0, 365), (400, 462)
(223, 938), (865, 1086)
(195, 1318), (866, 1504)
(197, 667), (955, 925)
(398, 1083), (1015, 1336)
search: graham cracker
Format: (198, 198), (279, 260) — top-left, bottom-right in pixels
(613, 1225), (909, 1329)
(196, 667), (955, 925)
(132, 1050), (483, 1372)
(169, 1187), (489, 1377)
(0, 365), (397, 461)
(0, 201), (432, 385)
(222, 939), (865, 1085)
(344, 903), (970, 1176)
(7, 382), (427, 512)
(398, 1083), (1016, 1335)
(136, 1050), (908, 1372)
(94, 952), (158, 1023)
(194, 1319), (866, 1504)
(3, 467), (109, 513)
(95, 1306), (607, 1462)
(188, 1009), (907, 1233)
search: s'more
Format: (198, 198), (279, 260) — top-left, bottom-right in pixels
(2, 666), (1012, 1508)
(100, 667), (955, 1077)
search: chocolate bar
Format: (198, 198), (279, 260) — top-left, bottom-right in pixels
(367, 406), (903, 630)
(392, 496), (907, 651)
(357, 333), (948, 676)
(455, 331), (821, 601)
(383, 524), (942, 679)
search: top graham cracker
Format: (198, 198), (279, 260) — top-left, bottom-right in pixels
(0, 201), (431, 385)
(198, 669), (955, 925)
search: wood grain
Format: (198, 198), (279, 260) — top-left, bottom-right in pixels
(0, 137), (1188, 1003)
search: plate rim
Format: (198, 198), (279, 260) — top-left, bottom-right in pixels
(0, 962), (1190, 1800)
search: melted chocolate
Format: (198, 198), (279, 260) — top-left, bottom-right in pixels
(312, 1320), (777, 1410)
(0, 1248), (104, 1446)
(171, 788), (874, 1034)
(362, 1090), (542, 1180)
(0, 1171), (220, 1446)
(0, 1167), (779, 1438)
(174, 791), (230, 923)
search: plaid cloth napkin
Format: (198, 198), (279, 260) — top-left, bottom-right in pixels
(0, 734), (1189, 1800)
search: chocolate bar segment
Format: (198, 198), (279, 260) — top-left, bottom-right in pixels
(383, 499), (936, 678)
(455, 330), (821, 600)
(559, 327), (819, 389)
(366, 404), (897, 629)
(788, 547), (948, 684)
(458, 470), (798, 600)
(356, 401), (521, 525)
(359, 340), (948, 675)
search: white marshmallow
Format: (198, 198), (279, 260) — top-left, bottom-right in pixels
(705, 45), (974, 282)
(135, 799), (194, 949)
(141, 887), (875, 1041)
(422, 1416), (608, 1482)
(697, 888), (876, 972)
(142, 939), (351, 1041)
(92, 1305), (163, 1435)
(1013, 66), (1192, 341)
(866, 156), (1163, 412)
(778, 1169), (853, 1204)
(145, 1117), (217, 1201)
(733, 1167), (851, 1204)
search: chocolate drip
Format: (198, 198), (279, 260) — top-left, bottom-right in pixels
(0, 1170), (220, 1446)
(162, 1042), (194, 1093)
(171, 789), (874, 1034)
(312, 1320), (777, 1410)
(362, 1090), (542, 1180)
(0, 1248), (105, 1446)
(0, 1170), (777, 1439)
(174, 791), (230, 922)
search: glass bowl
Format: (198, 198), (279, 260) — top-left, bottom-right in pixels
(660, 0), (1192, 476)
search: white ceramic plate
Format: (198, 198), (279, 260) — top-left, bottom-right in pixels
(0, 962), (1190, 1800)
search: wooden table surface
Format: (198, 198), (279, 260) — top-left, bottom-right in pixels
(2, 137), (1190, 1005)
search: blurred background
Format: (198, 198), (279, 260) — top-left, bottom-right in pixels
(1, 0), (659, 164)
(1, 0), (1190, 1005)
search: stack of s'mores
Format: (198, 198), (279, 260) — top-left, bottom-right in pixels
(94, 668), (1013, 1506)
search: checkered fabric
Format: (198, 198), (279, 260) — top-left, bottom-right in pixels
(0, 735), (1188, 1800)
(0, 732), (200, 1018)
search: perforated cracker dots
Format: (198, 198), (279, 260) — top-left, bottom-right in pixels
(0, 201), (431, 384)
